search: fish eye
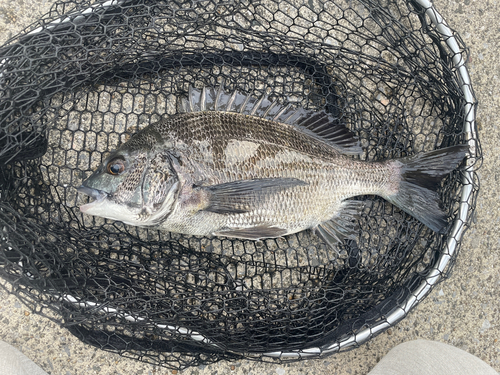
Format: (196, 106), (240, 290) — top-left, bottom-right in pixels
(106, 159), (126, 175)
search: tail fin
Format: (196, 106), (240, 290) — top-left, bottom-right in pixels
(385, 145), (468, 233)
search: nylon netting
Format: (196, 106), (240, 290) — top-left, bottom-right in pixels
(0, 0), (480, 370)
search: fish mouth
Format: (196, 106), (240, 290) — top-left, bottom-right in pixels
(77, 185), (108, 213)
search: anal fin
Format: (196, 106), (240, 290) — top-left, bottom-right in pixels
(315, 200), (368, 251)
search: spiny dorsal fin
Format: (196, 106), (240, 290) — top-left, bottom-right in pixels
(178, 85), (362, 155)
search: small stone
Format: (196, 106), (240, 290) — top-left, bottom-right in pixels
(276, 367), (286, 375)
(480, 319), (491, 333)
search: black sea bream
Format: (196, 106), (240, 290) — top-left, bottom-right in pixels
(78, 86), (468, 248)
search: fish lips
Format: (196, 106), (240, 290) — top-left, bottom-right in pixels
(77, 185), (109, 213)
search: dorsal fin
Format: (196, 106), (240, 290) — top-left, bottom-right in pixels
(178, 85), (362, 155)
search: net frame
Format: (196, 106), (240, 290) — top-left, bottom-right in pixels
(268, 0), (479, 359)
(0, 0), (480, 369)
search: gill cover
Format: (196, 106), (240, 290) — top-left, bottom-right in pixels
(139, 151), (180, 225)
(79, 127), (180, 227)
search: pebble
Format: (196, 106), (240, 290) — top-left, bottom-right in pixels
(480, 319), (491, 333)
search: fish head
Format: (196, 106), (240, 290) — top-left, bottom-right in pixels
(78, 128), (180, 227)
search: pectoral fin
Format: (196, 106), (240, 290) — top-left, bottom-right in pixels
(200, 178), (307, 215)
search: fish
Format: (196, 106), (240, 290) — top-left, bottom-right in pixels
(77, 85), (468, 249)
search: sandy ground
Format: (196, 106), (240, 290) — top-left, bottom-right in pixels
(0, 0), (499, 374)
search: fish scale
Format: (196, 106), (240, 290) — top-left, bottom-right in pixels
(78, 86), (468, 251)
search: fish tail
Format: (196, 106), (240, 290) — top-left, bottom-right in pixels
(385, 145), (469, 233)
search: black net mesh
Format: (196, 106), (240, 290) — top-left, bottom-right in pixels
(0, 0), (480, 370)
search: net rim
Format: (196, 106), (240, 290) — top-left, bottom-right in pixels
(263, 0), (478, 358)
(0, 0), (479, 361)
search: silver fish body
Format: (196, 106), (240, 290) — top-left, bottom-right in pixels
(78, 86), (468, 247)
